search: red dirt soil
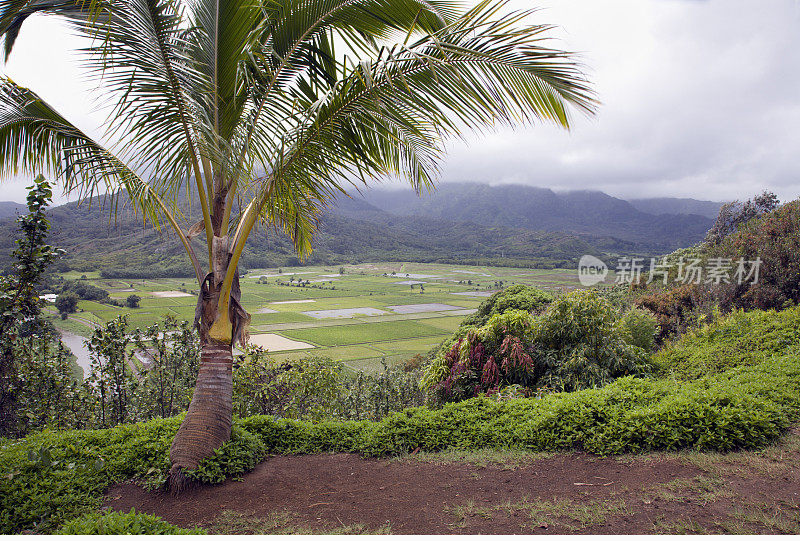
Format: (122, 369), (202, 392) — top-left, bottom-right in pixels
(106, 434), (800, 535)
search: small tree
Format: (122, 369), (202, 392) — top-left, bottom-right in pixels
(0, 176), (61, 436)
(705, 191), (780, 245)
(86, 316), (136, 428)
(126, 294), (141, 309)
(133, 316), (199, 419)
(55, 292), (79, 315)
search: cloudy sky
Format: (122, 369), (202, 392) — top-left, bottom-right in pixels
(1, 0), (799, 204)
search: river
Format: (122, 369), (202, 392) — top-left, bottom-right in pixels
(59, 331), (93, 379)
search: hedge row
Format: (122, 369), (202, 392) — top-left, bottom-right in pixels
(241, 354), (800, 457)
(2, 354), (800, 533)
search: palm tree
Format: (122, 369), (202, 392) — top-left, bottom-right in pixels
(0, 0), (595, 489)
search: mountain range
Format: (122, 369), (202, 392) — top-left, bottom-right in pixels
(0, 183), (721, 275)
(348, 184), (719, 251)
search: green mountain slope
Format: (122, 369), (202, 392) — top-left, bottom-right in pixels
(0, 184), (712, 276)
(357, 184), (714, 252)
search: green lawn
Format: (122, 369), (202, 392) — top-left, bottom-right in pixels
(280, 320), (445, 347)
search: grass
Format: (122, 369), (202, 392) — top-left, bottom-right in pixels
(207, 510), (392, 535)
(445, 496), (632, 531)
(45, 312), (94, 337)
(400, 448), (554, 469)
(724, 503), (800, 534)
(644, 474), (732, 504)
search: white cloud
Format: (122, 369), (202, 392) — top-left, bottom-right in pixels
(441, 0), (800, 202)
(1, 0), (799, 204)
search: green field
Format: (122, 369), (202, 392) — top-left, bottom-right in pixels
(52, 262), (583, 371)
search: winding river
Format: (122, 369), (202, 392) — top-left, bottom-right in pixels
(58, 331), (93, 379)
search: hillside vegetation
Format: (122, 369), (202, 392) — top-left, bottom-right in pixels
(358, 184), (714, 251)
(0, 184), (717, 277)
(3, 349), (799, 533)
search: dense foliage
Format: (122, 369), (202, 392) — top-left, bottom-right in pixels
(630, 194), (800, 342)
(53, 292), (79, 315)
(0, 177), (62, 437)
(461, 285), (554, 328)
(56, 279), (111, 303)
(13, 338), (90, 433)
(2, 315), (201, 436)
(655, 305), (800, 380)
(56, 510), (204, 535)
(233, 353), (344, 421)
(710, 199), (800, 311)
(3, 351), (799, 533)
(634, 284), (711, 343)
(233, 351), (425, 422)
(430, 284), (554, 360)
(423, 290), (655, 402)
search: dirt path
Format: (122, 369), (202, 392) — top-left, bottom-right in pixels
(106, 429), (800, 534)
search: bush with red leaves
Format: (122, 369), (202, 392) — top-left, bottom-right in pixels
(425, 290), (654, 403)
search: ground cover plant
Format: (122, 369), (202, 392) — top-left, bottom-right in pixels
(55, 510), (205, 535)
(654, 305), (800, 380)
(3, 347), (800, 534)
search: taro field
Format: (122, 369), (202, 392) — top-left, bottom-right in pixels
(47, 262), (582, 372)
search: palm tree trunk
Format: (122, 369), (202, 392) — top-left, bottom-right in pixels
(167, 253), (248, 493)
(168, 339), (233, 492)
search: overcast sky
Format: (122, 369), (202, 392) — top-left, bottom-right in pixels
(1, 0), (799, 204)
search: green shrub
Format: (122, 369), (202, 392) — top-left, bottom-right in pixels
(338, 363), (426, 421)
(422, 290), (653, 401)
(634, 284), (712, 343)
(654, 305), (800, 380)
(233, 351), (425, 421)
(233, 351), (344, 420)
(461, 284), (554, 328)
(429, 285), (554, 360)
(185, 425), (265, 484)
(617, 307), (659, 352)
(0, 416), (257, 534)
(55, 510), (204, 534)
(710, 198), (800, 311)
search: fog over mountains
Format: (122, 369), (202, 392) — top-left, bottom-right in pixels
(341, 184), (720, 251)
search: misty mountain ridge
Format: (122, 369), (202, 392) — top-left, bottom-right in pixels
(0, 183), (719, 275)
(341, 184), (719, 253)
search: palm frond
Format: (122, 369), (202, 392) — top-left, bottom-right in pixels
(87, 0), (210, 198)
(0, 77), (204, 279)
(228, 0), (595, 260)
(221, 0), (464, 190)
(186, 0), (261, 145)
(0, 0), (95, 60)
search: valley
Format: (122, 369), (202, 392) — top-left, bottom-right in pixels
(47, 262), (588, 374)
